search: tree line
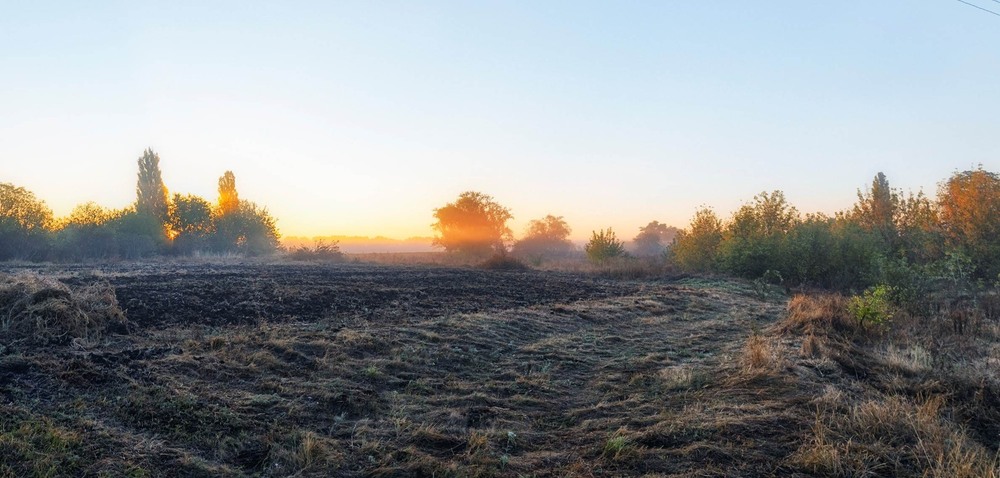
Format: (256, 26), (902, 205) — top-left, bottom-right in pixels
(4, 149), (998, 304)
(430, 167), (1000, 303)
(0, 149), (279, 261)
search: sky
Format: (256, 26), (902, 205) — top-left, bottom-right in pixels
(2, 1), (999, 241)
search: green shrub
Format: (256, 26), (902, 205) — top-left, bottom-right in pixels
(848, 285), (894, 329)
(585, 228), (626, 264)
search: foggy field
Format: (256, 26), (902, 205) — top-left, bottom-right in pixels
(1, 262), (998, 477)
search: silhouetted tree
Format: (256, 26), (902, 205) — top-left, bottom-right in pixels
(217, 171), (239, 216)
(511, 214), (574, 262)
(53, 202), (119, 259)
(631, 220), (680, 257)
(0, 182), (53, 260)
(114, 209), (162, 259)
(170, 194), (214, 254)
(432, 191), (513, 257)
(585, 228), (625, 263)
(135, 148), (170, 241)
(211, 200), (280, 256)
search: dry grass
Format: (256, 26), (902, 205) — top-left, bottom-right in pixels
(0, 272), (127, 345)
(742, 331), (777, 372)
(2, 263), (998, 477)
(780, 293), (854, 336)
(782, 293), (1000, 478)
(792, 394), (998, 477)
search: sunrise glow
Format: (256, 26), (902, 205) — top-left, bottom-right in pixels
(3, 2), (998, 244)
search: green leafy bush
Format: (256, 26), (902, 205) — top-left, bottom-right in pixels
(585, 228), (626, 264)
(848, 285), (894, 329)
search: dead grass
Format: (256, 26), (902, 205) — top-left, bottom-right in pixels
(0, 272), (127, 346)
(780, 293), (854, 336)
(3, 264), (998, 477)
(742, 331), (777, 372)
(781, 293), (1000, 478)
(792, 394), (998, 477)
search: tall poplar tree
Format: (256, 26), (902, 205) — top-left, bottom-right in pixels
(136, 148), (169, 226)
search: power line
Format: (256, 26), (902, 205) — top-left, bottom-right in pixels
(956, 0), (1000, 17)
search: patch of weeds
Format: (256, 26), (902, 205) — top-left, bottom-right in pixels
(848, 285), (894, 330)
(114, 385), (245, 450)
(0, 407), (86, 478)
(659, 365), (706, 390)
(602, 428), (633, 461)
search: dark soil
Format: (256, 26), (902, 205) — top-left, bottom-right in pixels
(1, 262), (996, 477)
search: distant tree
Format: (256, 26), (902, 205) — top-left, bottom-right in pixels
(217, 171), (239, 216)
(432, 191), (513, 257)
(631, 220), (680, 257)
(852, 172), (898, 251)
(136, 148), (169, 220)
(511, 214), (574, 262)
(113, 208), (162, 259)
(211, 200), (280, 256)
(170, 194), (214, 254)
(670, 207), (723, 272)
(135, 148), (170, 248)
(63, 202), (116, 227)
(782, 213), (838, 286)
(718, 191), (799, 278)
(938, 167), (1000, 279)
(0, 182), (53, 260)
(895, 190), (943, 263)
(52, 202), (120, 259)
(585, 228), (625, 264)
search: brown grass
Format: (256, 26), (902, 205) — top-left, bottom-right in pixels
(742, 331), (776, 371)
(780, 293), (854, 336)
(3, 263), (999, 477)
(0, 272), (127, 346)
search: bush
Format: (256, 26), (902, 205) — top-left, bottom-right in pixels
(670, 208), (723, 272)
(287, 240), (344, 262)
(585, 228), (626, 264)
(211, 201), (280, 256)
(848, 285), (894, 329)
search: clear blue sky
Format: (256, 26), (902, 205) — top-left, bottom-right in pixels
(3, 1), (998, 240)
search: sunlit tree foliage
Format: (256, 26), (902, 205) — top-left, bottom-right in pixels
(938, 167), (1000, 279)
(432, 191), (513, 257)
(0, 182), (53, 260)
(217, 171), (239, 216)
